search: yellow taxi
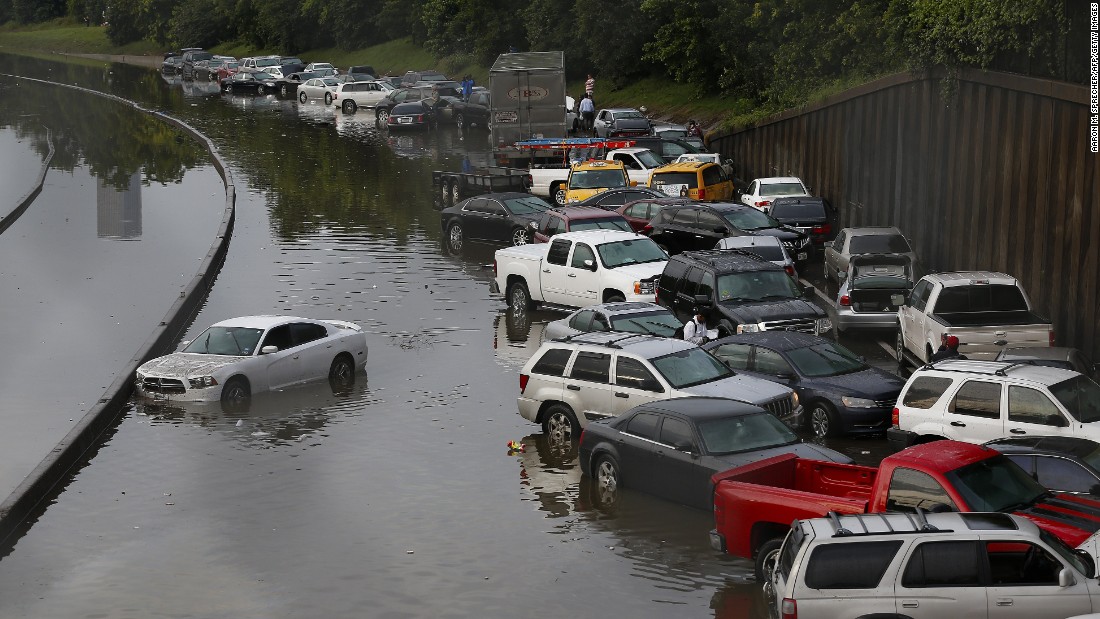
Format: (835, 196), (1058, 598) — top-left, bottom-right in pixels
(564, 160), (634, 203)
(648, 161), (734, 202)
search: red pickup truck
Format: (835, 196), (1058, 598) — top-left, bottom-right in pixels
(709, 440), (1100, 580)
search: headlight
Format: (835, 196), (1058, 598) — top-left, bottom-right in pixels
(815, 318), (832, 334)
(841, 396), (876, 408)
(790, 391), (800, 409)
(188, 376), (219, 389)
(635, 280), (655, 295)
(736, 322), (764, 334)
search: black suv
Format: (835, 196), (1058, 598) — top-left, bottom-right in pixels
(643, 202), (810, 262)
(656, 249), (829, 336)
(765, 196), (838, 252)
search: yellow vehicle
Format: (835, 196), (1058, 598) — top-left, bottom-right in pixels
(648, 161), (734, 202)
(564, 160), (634, 204)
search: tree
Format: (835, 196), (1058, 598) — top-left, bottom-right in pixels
(168, 0), (231, 49)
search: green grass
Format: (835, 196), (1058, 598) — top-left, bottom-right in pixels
(0, 20), (160, 55)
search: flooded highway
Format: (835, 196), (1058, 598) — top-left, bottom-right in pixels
(0, 54), (899, 619)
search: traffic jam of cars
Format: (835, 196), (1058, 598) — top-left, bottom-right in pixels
(160, 48), (1100, 619)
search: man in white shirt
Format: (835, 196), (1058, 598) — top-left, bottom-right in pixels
(578, 93), (595, 132)
(683, 307), (710, 345)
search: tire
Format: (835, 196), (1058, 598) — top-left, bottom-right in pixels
(280, 84), (289, 96)
(506, 280), (534, 310)
(809, 401), (841, 438)
(511, 227), (529, 246)
(328, 354), (356, 389)
(376, 108), (389, 125)
(228, 84), (235, 94)
(324, 92), (332, 105)
(447, 222), (463, 251)
(895, 329), (907, 366)
(256, 85), (264, 95)
(441, 180), (453, 208)
(449, 181), (460, 206)
(593, 454), (621, 508)
(299, 91), (307, 104)
(220, 376), (250, 408)
(342, 100), (356, 114)
(551, 182), (567, 207)
(455, 112), (465, 130)
(754, 538), (784, 583)
(542, 403), (580, 442)
(605, 293), (625, 303)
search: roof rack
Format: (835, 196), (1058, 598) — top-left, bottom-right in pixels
(994, 361), (1032, 377)
(556, 331), (653, 349)
(826, 509), (948, 538)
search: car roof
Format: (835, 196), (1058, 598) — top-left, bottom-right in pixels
(801, 511), (1037, 540)
(921, 271), (1017, 286)
(985, 435), (1100, 460)
(653, 161), (712, 172)
(999, 347), (1085, 363)
(714, 235), (782, 248)
(917, 359), (1081, 384)
(629, 396), (764, 420)
(755, 176), (803, 183)
(676, 249), (781, 273)
(551, 229), (650, 243)
(209, 315), (313, 330)
(575, 301), (669, 316)
(604, 108), (640, 113)
(704, 331), (830, 352)
(551, 205), (624, 219)
(841, 226), (903, 236)
(556, 331), (696, 357)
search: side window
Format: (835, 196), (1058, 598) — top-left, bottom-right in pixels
(625, 203), (649, 218)
(625, 412), (660, 440)
(702, 166), (722, 186)
(290, 322), (327, 346)
(660, 417), (695, 450)
(568, 310), (595, 332)
(591, 312), (610, 332)
(672, 209), (698, 226)
(949, 381), (1002, 419)
(615, 357), (660, 391)
(464, 198), (489, 214)
(569, 351), (610, 383)
(680, 267), (701, 298)
(832, 230), (846, 248)
(393, 91), (407, 103)
(902, 541), (981, 587)
(570, 243), (596, 269)
(1034, 457), (1096, 494)
(886, 467), (958, 513)
(547, 239), (571, 265)
(748, 180), (758, 196)
(910, 280), (933, 312)
(696, 271), (714, 300)
(658, 258), (689, 299)
(804, 541), (903, 589)
(531, 348), (572, 376)
(549, 216), (566, 235)
(902, 376), (954, 409)
(698, 211), (725, 232)
(985, 541), (1061, 585)
(653, 208), (674, 224)
(711, 343), (752, 370)
(1006, 454), (1036, 477)
(1008, 385), (1065, 426)
(754, 348), (793, 376)
(484, 201), (506, 216)
(261, 325), (292, 351)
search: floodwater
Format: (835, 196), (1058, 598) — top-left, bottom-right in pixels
(0, 54), (899, 619)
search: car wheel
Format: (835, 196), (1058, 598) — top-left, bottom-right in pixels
(299, 91), (307, 104)
(810, 402), (840, 438)
(542, 403), (580, 442)
(228, 84), (235, 94)
(377, 108), (389, 125)
(256, 85), (264, 95)
(324, 92), (332, 105)
(895, 329), (907, 366)
(593, 455), (621, 508)
(342, 100), (356, 114)
(220, 376), (251, 409)
(551, 182), (566, 207)
(450, 181), (460, 206)
(511, 227), (529, 246)
(280, 84), (289, 96)
(447, 222), (463, 251)
(754, 538), (784, 583)
(605, 294), (625, 303)
(328, 354), (356, 390)
(455, 113), (465, 130)
(506, 280), (535, 310)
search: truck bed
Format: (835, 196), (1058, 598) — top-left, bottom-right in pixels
(713, 453), (877, 503)
(932, 310), (1051, 328)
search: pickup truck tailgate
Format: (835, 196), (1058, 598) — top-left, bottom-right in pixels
(937, 316), (1052, 359)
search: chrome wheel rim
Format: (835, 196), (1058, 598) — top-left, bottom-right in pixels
(811, 407), (830, 438)
(448, 225), (462, 250)
(553, 187), (566, 206)
(595, 459), (618, 504)
(512, 229), (528, 245)
(509, 285), (527, 308)
(332, 360), (353, 385)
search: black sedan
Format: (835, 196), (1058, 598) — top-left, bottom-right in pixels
(578, 397), (850, 510)
(386, 101), (439, 130)
(644, 202), (811, 261)
(221, 71), (277, 95)
(570, 186), (665, 210)
(702, 332), (905, 438)
(985, 436), (1100, 495)
(440, 192), (553, 250)
(765, 196), (838, 252)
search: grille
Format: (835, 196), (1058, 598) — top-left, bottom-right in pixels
(781, 237), (811, 251)
(141, 377), (186, 394)
(873, 399), (895, 408)
(761, 317), (819, 334)
(763, 395), (794, 419)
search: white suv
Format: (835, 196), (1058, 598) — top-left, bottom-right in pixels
(887, 359), (1100, 451)
(332, 80), (393, 114)
(517, 331), (800, 440)
(768, 510), (1100, 619)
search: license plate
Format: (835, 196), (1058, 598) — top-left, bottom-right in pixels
(399, 117), (412, 124)
(796, 252), (808, 261)
(153, 392), (169, 401)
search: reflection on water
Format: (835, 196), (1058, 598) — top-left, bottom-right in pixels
(96, 171), (141, 239)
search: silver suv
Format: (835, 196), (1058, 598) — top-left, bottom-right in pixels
(517, 332), (800, 440)
(769, 510), (1100, 619)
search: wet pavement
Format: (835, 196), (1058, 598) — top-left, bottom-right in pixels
(0, 54), (901, 618)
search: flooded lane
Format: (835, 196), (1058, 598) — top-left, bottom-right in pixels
(0, 54), (899, 618)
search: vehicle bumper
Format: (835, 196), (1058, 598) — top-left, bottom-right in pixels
(886, 426), (919, 452)
(835, 405), (892, 434)
(709, 529), (727, 553)
(134, 379), (221, 403)
(517, 397), (541, 423)
(489, 280), (501, 295)
(835, 308), (900, 332)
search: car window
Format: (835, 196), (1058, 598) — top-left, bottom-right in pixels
(935, 284), (1029, 313)
(290, 322), (327, 346)
(671, 208), (698, 225)
(909, 279), (933, 311)
(596, 238), (667, 268)
(697, 412), (798, 454)
(679, 267), (699, 298)
(614, 357), (660, 391)
(531, 348), (572, 376)
(950, 381), (1002, 419)
(568, 310), (594, 332)
(547, 239), (571, 266)
(784, 342), (864, 377)
(754, 348), (793, 376)
(591, 312), (610, 332)
(658, 258), (689, 299)
(697, 211), (725, 232)
(710, 343), (752, 370)
(885, 467), (958, 512)
(702, 166), (723, 186)
(625, 412), (660, 440)
(650, 347), (734, 389)
(1008, 385), (1065, 426)
(804, 541), (903, 589)
(1050, 375), (1100, 423)
(985, 541), (1061, 585)
(901, 541), (980, 587)
(570, 243), (596, 269)
(502, 196), (551, 215)
(483, 202), (506, 216)
(260, 325), (293, 351)
(945, 454), (1049, 512)
(1034, 456), (1095, 494)
(463, 198), (489, 214)
(659, 417), (695, 450)
(625, 203), (649, 218)
(1007, 454), (1036, 477)
(569, 351), (610, 383)
(902, 376), (954, 408)
(570, 218), (631, 233)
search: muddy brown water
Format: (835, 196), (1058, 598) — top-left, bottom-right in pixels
(0, 54), (900, 618)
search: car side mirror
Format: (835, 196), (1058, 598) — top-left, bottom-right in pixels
(823, 241), (833, 249)
(891, 294), (907, 306)
(672, 440), (693, 452)
(713, 226), (727, 234)
(261, 345), (278, 354)
(1059, 568), (1077, 587)
(583, 259), (597, 271)
(838, 271), (847, 281)
(693, 294), (711, 306)
(1048, 414), (1069, 427)
(629, 180), (638, 187)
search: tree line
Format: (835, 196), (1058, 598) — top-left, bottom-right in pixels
(1, 0), (1086, 107)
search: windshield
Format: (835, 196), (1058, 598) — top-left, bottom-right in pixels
(760, 182), (807, 196)
(572, 218), (631, 233)
(183, 327), (264, 356)
(770, 203), (825, 219)
(945, 455), (1049, 512)
(609, 310), (681, 337)
(848, 233), (912, 254)
(596, 238), (667, 268)
(502, 196), (551, 215)
(321, 78), (338, 86)
(636, 150), (665, 168)
(569, 169), (628, 189)
(1050, 375), (1100, 423)
(698, 412), (798, 455)
(723, 209), (781, 231)
(252, 72), (275, 80)
(651, 347), (734, 389)
(658, 129), (688, 139)
(733, 245), (785, 261)
(716, 271), (801, 302)
(257, 58), (280, 67)
(786, 343), (866, 377)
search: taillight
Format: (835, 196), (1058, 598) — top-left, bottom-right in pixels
(493, 258), (498, 276)
(811, 223), (832, 235)
(839, 294), (850, 306)
(579, 429), (586, 445)
(755, 200), (770, 208)
(1049, 330), (1056, 346)
(697, 188), (705, 200)
(416, 114), (424, 121)
(891, 407), (900, 426)
(784, 265), (794, 276)
(519, 374), (530, 393)
(641, 224), (654, 234)
(781, 598), (797, 619)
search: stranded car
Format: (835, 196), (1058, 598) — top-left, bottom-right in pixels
(542, 301), (682, 340)
(440, 192), (553, 249)
(134, 316), (368, 407)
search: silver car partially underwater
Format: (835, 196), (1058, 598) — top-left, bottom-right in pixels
(835, 254), (915, 332)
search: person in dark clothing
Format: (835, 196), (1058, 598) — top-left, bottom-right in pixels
(929, 335), (966, 362)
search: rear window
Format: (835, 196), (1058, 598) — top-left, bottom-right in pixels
(570, 218), (631, 233)
(902, 376), (954, 408)
(804, 541), (903, 589)
(848, 233), (912, 254)
(652, 172), (698, 188)
(738, 245), (785, 261)
(760, 182), (806, 196)
(934, 284), (1029, 313)
(531, 348), (572, 376)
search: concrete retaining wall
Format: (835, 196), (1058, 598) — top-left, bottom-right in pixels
(0, 126), (54, 236)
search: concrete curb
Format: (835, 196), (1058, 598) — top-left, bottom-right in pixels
(0, 125), (54, 236)
(0, 76), (237, 548)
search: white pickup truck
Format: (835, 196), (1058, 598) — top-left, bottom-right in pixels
(491, 230), (667, 310)
(526, 148), (665, 206)
(896, 271), (1054, 365)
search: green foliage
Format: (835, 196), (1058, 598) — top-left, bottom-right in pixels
(11, 0), (66, 24)
(167, 0), (230, 49)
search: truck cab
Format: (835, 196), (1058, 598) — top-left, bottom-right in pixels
(565, 160), (633, 204)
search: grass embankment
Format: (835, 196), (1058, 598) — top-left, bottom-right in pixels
(0, 22), (834, 130)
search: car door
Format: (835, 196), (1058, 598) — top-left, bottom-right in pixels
(741, 180), (758, 207)
(289, 322), (331, 383)
(258, 324), (300, 389)
(901, 279), (933, 357)
(616, 412), (663, 496)
(673, 266), (702, 320)
(943, 380), (1005, 442)
(461, 198), (493, 241)
(540, 238), (573, 302)
(824, 229), (844, 278)
(480, 197), (512, 242)
(695, 209), (729, 250)
(559, 242), (601, 306)
(746, 347), (799, 391)
(1004, 384), (1073, 440)
(563, 351), (615, 424)
(665, 208), (700, 252)
(893, 539), (988, 619)
(653, 416), (705, 507)
(593, 111), (611, 137)
(622, 201), (652, 232)
(980, 539), (1093, 619)
(611, 356), (666, 415)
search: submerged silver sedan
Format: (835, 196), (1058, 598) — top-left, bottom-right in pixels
(134, 315), (368, 406)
